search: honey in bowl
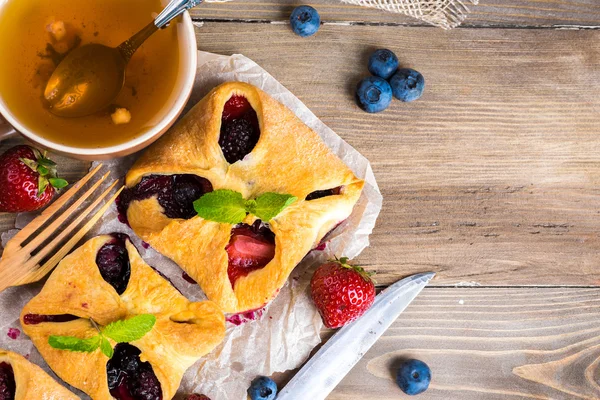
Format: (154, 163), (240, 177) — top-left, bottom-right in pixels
(0, 0), (180, 149)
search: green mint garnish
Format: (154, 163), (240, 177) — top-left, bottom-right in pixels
(48, 314), (156, 357)
(48, 335), (102, 353)
(100, 337), (114, 358)
(193, 190), (297, 224)
(101, 314), (157, 342)
(247, 192), (297, 221)
(193, 190), (247, 224)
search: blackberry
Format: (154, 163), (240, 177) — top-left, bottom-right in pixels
(219, 118), (258, 163)
(0, 362), (15, 400)
(96, 234), (131, 295)
(219, 95), (260, 164)
(107, 343), (162, 400)
(171, 174), (212, 219)
(117, 175), (213, 224)
(22, 314), (78, 325)
(306, 186), (343, 201)
(129, 369), (162, 400)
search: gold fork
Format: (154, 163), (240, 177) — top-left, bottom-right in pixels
(0, 164), (123, 292)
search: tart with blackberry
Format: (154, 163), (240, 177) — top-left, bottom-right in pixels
(0, 349), (79, 399)
(20, 234), (225, 400)
(119, 82), (364, 314)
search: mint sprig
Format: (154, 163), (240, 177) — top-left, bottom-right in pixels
(192, 190), (247, 224)
(48, 335), (102, 353)
(48, 314), (156, 358)
(102, 314), (157, 342)
(193, 190), (297, 224)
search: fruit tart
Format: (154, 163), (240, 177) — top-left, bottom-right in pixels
(21, 234), (225, 400)
(118, 82), (364, 314)
(0, 348), (80, 399)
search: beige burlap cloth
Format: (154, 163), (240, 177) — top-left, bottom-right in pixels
(341, 0), (477, 28)
(206, 0), (478, 29)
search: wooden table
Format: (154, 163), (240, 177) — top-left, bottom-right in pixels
(2, 1), (600, 398)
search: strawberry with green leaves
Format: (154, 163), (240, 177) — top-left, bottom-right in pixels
(0, 145), (68, 212)
(310, 257), (376, 329)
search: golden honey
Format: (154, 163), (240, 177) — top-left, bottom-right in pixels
(0, 0), (180, 148)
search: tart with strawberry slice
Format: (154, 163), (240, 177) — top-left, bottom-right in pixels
(118, 82), (364, 314)
(21, 234), (225, 400)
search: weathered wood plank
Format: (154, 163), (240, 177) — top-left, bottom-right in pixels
(194, 24), (600, 286)
(328, 287), (600, 399)
(194, 0), (600, 28)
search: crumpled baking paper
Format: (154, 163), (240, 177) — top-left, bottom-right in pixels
(0, 51), (382, 400)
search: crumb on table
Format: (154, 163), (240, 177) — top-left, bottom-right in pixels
(111, 108), (132, 125)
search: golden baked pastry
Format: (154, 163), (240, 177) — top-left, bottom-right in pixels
(21, 234), (225, 400)
(118, 81), (364, 314)
(0, 348), (80, 399)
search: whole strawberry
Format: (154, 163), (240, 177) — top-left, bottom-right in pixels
(0, 145), (68, 212)
(310, 257), (375, 329)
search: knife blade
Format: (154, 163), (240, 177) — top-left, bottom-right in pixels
(277, 271), (435, 400)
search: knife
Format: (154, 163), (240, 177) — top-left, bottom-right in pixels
(277, 271), (435, 400)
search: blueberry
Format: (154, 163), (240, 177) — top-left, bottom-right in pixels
(390, 68), (425, 102)
(368, 49), (399, 80)
(247, 376), (277, 400)
(396, 359), (431, 396)
(290, 5), (320, 37)
(355, 76), (392, 113)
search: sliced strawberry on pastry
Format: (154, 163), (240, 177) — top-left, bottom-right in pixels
(227, 223), (276, 287)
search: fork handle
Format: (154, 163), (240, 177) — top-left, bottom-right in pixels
(155, 0), (203, 29)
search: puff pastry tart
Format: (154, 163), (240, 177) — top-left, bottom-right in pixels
(118, 81), (365, 314)
(0, 348), (79, 399)
(20, 234), (225, 400)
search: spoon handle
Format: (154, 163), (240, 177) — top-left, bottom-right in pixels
(117, 0), (203, 62)
(155, 0), (204, 29)
(118, 22), (158, 62)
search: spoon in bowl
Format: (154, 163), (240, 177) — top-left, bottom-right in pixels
(44, 0), (203, 118)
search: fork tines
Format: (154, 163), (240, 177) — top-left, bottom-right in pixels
(0, 164), (124, 292)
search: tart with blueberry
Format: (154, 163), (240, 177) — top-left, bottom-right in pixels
(20, 234), (225, 400)
(119, 82), (364, 314)
(0, 349), (79, 399)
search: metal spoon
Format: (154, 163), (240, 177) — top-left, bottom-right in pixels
(44, 0), (203, 118)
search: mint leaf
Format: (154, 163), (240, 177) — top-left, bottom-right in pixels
(48, 335), (101, 353)
(100, 337), (113, 358)
(193, 190), (247, 224)
(49, 178), (69, 189)
(102, 314), (156, 343)
(249, 192), (297, 221)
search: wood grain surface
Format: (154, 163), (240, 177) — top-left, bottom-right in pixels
(329, 287), (600, 399)
(1, 5), (600, 399)
(194, 0), (600, 27)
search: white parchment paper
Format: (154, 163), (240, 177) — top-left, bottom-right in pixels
(0, 52), (382, 400)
